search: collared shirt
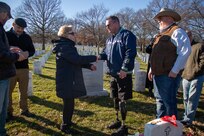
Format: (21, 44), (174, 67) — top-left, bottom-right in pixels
(170, 28), (191, 74)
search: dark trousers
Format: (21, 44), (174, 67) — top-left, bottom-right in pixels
(62, 98), (75, 126)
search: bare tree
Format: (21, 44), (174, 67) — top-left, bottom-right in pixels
(115, 8), (136, 31)
(185, 0), (204, 40)
(74, 4), (109, 53)
(134, 9), (158, 52)
(145, 0), (204, 39)
(14, 0), (66, 50)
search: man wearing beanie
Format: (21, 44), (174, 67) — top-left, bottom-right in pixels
(6, 18), (35, 120)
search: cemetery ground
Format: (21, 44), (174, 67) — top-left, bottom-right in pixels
(6, 54), (204, 136)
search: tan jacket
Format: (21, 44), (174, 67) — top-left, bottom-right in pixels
(182, 42), (204, 80)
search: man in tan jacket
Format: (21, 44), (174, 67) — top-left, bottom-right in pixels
(181, 30), (204, 127)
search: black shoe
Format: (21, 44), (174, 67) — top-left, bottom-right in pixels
(61, 124), (72, 134)
(149, 92), (154, 98)
(111, 125), (128, 136)
(180, 120), (192, 127)
(20, 110), (34, 117)
(107, 120), (121, 129)
(6, 112), (15, 122)
(63, 121), (76, 127)
(60, 124), (78, 134)
(148, 89), (154, 98)
(69, 121), (76, 127)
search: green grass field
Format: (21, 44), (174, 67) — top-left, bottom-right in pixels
(6, 54), (204, 136)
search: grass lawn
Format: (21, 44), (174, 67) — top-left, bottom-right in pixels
(6, 54), (204, 136)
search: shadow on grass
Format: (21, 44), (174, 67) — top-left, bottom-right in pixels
(177, 97), (183, 104)
(43, 66), (56, 70)
(79, 96), (112, 108)
(188, 124), (204, 135)
(39, 74), (56, 80)
(80, 90), (203, 119)
(198, 100), (204, 110)
(31, 113), (60, 128)
(79, 95), (156, 116)
(73, 125), (109, 136)
(29, 96), (62, 111)
(44, 61), (55, 65)
(8, 116), (108, 136)
(136, 90), (155, 98)
(8, 116), (63, 136)
(29, 96), (94, 117)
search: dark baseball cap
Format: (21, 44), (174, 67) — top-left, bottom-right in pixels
(14, 18), (27, 28)
(0, 2), (13, 19)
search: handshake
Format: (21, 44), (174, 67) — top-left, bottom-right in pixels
(10, 46), (29, 61)
(90, 55), (102, 71)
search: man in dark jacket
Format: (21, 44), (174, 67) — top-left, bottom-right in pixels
(181, 30), (204, 127)
(0, 2), (27, 135)
(145, 38), (155, 98)
(99, 16), (137, 136)
(6, 18), (35, 119)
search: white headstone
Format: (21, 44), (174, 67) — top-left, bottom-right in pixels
(133, 61), (140, 75)
(83, 60), (108, 96)
(145, 54), (150, 64)
(103, 61), (108, 75)
(134, 70), (146, 92)
(144, 118), (183, 136)
(33, 60), (42, 75)
(40, 56), (46, 67)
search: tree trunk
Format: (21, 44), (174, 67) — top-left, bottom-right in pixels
(42, 31), (45, 50)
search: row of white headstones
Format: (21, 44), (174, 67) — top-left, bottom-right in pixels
(28, 46), (149, 96)
(27, 50), (52, 96)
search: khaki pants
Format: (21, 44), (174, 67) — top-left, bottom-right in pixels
(8, 69), (29, 113)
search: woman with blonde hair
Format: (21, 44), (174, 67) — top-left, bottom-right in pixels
(52, 25), (98, 134)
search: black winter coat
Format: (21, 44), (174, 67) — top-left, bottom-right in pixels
(6, 28), (35, 69)
(145, 42), (153, 89)
(0, 23), (19, 80)
(52, 38), (97, 98)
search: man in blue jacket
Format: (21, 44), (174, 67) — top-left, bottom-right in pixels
(99, 15), (137, 136)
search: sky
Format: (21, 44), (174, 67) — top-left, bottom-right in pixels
(2, 0), (151, 29)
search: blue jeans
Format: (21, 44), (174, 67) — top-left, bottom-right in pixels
(182, 75), (204, 123)
(0, 79), (9, 136)
(153, 75), (181, 118)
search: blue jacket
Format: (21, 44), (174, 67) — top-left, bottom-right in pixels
(100, 28), (137, 76)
